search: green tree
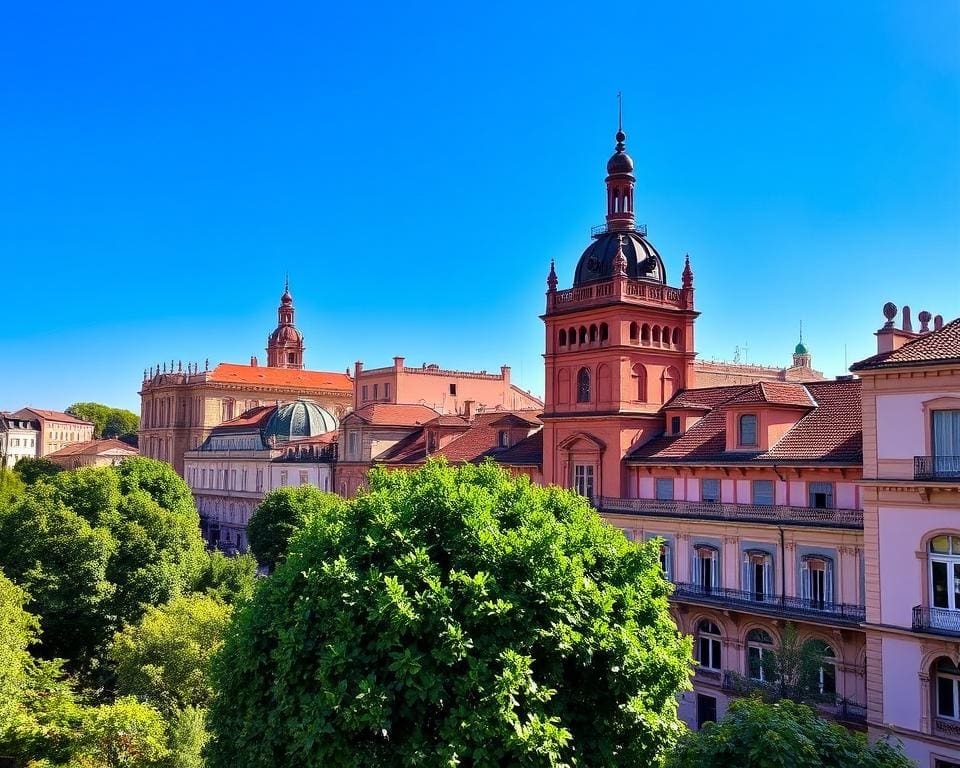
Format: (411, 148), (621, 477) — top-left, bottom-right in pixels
(14, 456), (62, 484)
(247, 485), (344, 570)
(207, 460), (692, 767)
(669, 697), (912, 768)
(0, 466), (25, 509)
(110, 594), (232, 714)
(66, 402), (140, 440)
(191, 550), (258, 604)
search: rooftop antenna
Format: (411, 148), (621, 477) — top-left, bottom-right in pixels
(799, 320), (803, 345)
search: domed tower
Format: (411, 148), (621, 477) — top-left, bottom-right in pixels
(541, 118), (699, 498)
(264, 399), (338, 445)
(793, 328), (812, 369)
(266, 279), (305, 369)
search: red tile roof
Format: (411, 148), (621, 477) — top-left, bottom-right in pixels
(12, 408), (94, 425)
(424, 414), (471, 428)
(629, 379), (862, 465)
(208, 363), (352, 391)
(850, 317), (960, 371)
(725, 381), (816, 408)
(496, 430), (543, 466)
(345, 403), (441, 428)
(47, 439), (138, 457)
(215, 405), (276, 430)
(285, 430), (337, 446)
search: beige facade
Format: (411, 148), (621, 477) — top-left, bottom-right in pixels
(9, 408), (94, 457)
(46, 438), (138, 469)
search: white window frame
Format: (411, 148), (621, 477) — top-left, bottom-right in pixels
(573, 464), (595, 500)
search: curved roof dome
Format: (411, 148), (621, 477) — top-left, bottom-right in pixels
(607, 130), (634, 175)
(265, 400), (338, 443)
(573, 231), (667, 287)
(795, 341), (809, 355)
(269, 324), (303, 344)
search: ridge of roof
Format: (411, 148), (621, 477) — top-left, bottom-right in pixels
(12, 407), (94, 425)
(850, 316), (960, 371)
(47, 438), (139, 457)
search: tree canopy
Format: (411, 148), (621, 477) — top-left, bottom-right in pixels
(66, 401), (140, 439)
(247, 484), (344, 570)
(207, 460), (692, 767)
(669, 698), (911, 768)
(14, 455), (62, 484)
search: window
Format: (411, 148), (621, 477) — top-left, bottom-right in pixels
(930, 536), (960, 624)
(702, 478), (721, 503)
(201, 468), (207, 487)
(808, 481), (834, 509)
(747, 629), (775, 681)
(697, 620), (722, 670)
(742, 550), (773, 601)
(573, 464), (594, 500)
(559, 329), (567, 346)
(384, 383), (391, 399)
(801, 555), (834, 608)
(932, 410), (960, 476)
(752, 479), (774, 506)
(256, 469), (264, 492)
(655, 478), (674, 501)
(280, 470), (288, 486)
(299, 470), (308, 486)
(449, 383), (457, 396)
(498, 430), (509, 448)
(692, 546), (720, 592)
(937, 658), (960, 721)
(670, 416), (681, 435)
(629, 322), (638, 342)
(427, 431), (438, 452)
(659, 541), (673, 580)
(348, 431), (359, 460)
(230, 469), (237, 489)
(739, 414), (758, 447)
(373, 383), (379, 400)
(577, 368), (591, 403)
(599, 323), (608, 342)
(805, 640), (837, 696)
(362, 385), (368, 401)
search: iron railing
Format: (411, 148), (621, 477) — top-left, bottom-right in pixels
(672, 582), (865, 625)
(720, 672), (867, 723)
(912, 605), (960, 636)
(599, 497), (863, 529)
(591, 222), (647, 238)
(935, 717), (960, 738)
(914, 455), (960, 480)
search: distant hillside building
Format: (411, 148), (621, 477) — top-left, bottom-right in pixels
(138, 283), (353, 475)
(8, 408), (94, 457)
(47, 438), (139, 469)
(0, 411), (40, 468)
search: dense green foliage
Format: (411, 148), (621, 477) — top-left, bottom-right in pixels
(669, 698), (911, 768)
(0, 467), (25, 509)
(66, 401), (140, 440)
(247, 485), (344, 569)
(208, 460), (692, 767)
(14, 455), (62, 484)
(191, 550), (258, 604)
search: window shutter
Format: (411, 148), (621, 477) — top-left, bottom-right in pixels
(826, 561), (834, 605)
(763, 559), (773, 598)
(801, 562), (811, 600)
(742, 556), (751, 592)
(664, 546), (672, 581)
(691, 552), (700, 587)
(712, 553), (720, 589)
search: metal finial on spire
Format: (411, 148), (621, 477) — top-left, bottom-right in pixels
(285, 272), (289, 292)
(617, 91), (622, 132)
(799, 320), (803, 345)
(546, 259), (558, 291)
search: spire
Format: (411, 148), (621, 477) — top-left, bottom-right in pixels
(605, 96), (635, 233)
(613, 235), (628, 277)
(546, 259), (558, 291)
(281, 276), (293, 307)
(682, 254), (694, 289)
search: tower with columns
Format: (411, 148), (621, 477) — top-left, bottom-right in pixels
(266, 279), (305, 369)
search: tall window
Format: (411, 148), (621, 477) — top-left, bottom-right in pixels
(801, 555), (834, 608)
(697, 620), (722, 670)
(299, 470), (308, 486)
(937, 658), (960, 721)
(577, 368), (591, 403)
(348, 431), (359, 460)
(739, 414), (758, 447)
(746, 629), (775, 681)
(805, 640), (837, 696)
(373, 383), (379, 400)
(702, 478), (721, 503)
(498, 430), (509, 448)
(930, 536), (960, 621)
(752, 479), (774, 506)
(655, 478), (674, 501)
(280, 470), (288, 486)
(692, 546), (720, 592)
(573, 464), (594, 500)
(384, 383), (391, 399)
(671, 416), (681, 435)
(933, 410), (960, 476)
(659, 542), (673, 580)
(808, 482), (834, 509)
(742, 550), (773, 601)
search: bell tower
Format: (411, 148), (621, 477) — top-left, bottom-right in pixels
(266, 278), (305, 369)
(540, 121), (700, 498)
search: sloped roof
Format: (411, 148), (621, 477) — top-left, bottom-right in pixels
(629, 379), (861, 465)
(213, 405), (276, 431)
(496, 430), (543, 466)
(47, 439), (138, 457)
(345, 403), (440, 428)
(12, 408), (93, 425)
(208, 363), (352, 391)
(851, 317), (960, 371)
(725, 381), (816, 408)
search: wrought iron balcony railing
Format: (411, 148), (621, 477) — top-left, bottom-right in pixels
(591, 222), (647, 238)
(914, 455), (960, 480)
(672, 582), (865, 625)
(599, 497), (863, 529)
(935, 717), (960, 739)
(912, 605), (960, 636)
(720, 672), (867, 723)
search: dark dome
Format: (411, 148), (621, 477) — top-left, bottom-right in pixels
(573, 231), (667, 287)
(280, 288), (293, 306)
(606, 129), (634, 175)
(269, 325), (303, 344)
(265, 400), (338, 443)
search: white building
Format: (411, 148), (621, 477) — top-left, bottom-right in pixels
(0, 411), (40, 468)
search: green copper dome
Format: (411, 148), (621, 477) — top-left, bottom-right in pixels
(264, 400), (338, 444)
(795, 341), (809, 355)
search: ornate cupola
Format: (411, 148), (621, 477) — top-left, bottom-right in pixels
(266, 278), (305, 369)
(605, 116), (636, 232)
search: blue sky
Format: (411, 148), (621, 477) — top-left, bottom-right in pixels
(1, 1), (957, 413)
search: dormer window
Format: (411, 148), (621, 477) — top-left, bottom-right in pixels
(738, 414), (758, 447)
(498, 430), (509, 448)
(670, 416), (681, 435)
(427, 431), (438, 452)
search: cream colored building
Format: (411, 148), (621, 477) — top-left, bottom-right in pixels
(8, 408), (94, 457)
(47, 438), (139, 469)
(0, 411), (40, 468)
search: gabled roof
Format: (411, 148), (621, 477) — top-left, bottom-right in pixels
(208, 363), (352, 391)
(212, 405), (275, 431)
(850, 317), (960, 371)
(628, 379), (862, 465)
(47, 439), (138, 458)
(12, 407), (94, 425)
(724, 381), (816, 408)
(496, 430), (543, 466)
(344, 403), (440, 428)
(423, 414), (471, 428)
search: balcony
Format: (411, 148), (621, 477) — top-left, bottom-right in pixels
(912, 605), (960, 636)
(720, 672), (866, 724)
(935, 717), (960, 739)
(599, 497), (863, 529)
(591, 222), (647, 238)
(914, 455), (960, 481)
(671, 582), (865, 626)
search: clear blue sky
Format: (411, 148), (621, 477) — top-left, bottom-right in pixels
(1, 2), (958, 413)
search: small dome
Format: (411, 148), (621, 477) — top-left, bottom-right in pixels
(606, 129), (634, 175)
(280, 286), (293, 306)
(795, 341), (809, 355)
(269, 324), (303, 344)
(265, 400), (338, 443)
(573, 231), (666, 286)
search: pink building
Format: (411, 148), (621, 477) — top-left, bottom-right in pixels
(852, 306), (960, 767)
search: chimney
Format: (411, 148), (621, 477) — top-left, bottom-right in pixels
(500, 365), (511, 385)
(394, 356), (405, 370)
(876, 302), (920, 354)
(250, 356), (258, 367)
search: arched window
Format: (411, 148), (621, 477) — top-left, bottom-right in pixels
(742, 550), (773, 602)
(632, 363), (647, 401)
(568, 327), (576, 346)
(641, 324), (650, 344)
(577, 367), (591, 403)
(746, 629), (775, 681)
(672, 327), (682, 346)
(697, 620), (722, 670)
(804, 640), (837, 696)
(579, 326), (587, 344)
(739, 414), (758, 447)
(800, 555), (834, 609)
(599, 322), (609, 342)
(589, 324), (598, 343)
(929, 536), (960, 628)
(935, 657), (960, 721)
(652, 326), (661, 345)
(662, 326), (671, 347)
(692, 545), (720, 592)
(629, 322), (638, 342)
(558, 329), (567, 347)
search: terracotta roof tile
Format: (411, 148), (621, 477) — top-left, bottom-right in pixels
(208, 363), (352, 391)
(725, 382), (816, 408)
(12, 408), (94, 425)
(345, 403), (441, 428)
(215, 405), (276, 430)
(851, 317), (960, 371)
(496, 430), (543, 466)
(47, 439), (139, 457)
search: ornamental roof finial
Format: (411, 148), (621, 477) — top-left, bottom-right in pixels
(682, 253), (694, 289)
(547, 259), (558, 291)
(613, 234), (628, 277)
